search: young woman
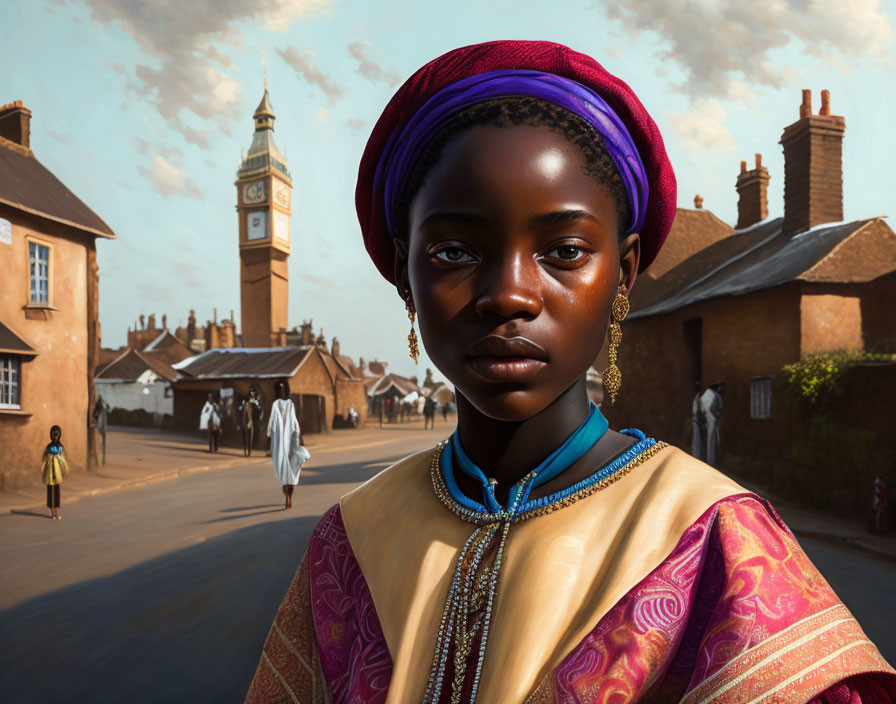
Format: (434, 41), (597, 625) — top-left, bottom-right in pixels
(266, 381), (308, 509)
(41, 424), (69, 520)
(246, 41), (895, 703)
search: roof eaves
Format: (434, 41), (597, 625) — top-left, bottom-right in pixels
(0, 195), (116, 239)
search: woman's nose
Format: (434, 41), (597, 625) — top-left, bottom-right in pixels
(474, 253), (543, 320)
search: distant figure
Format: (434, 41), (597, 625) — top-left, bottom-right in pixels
(347, 407), (360, 429)
(870, 475), (891, 535)
(423, 397), (436, 429)
(41, 425), (69, 520)
(200, 392), (222, 453)
(93, 395), (109, 465)
(442, 403), (450, 423)
(239, 386), (264, 457)
(267, 381), (308, 509)
(691, 382), (705, 461)
(700, 382), (724, 466)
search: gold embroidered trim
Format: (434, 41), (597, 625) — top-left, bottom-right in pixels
(430, 439), (668, 525)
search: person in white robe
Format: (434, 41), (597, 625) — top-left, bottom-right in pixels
(266, 381), (309, 509)
(199, 393), (221, 453)
(691, 382), (705, 461)
(700, 382), (723, 466)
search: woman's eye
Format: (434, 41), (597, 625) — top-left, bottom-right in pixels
(546, 245), (586, 262)
(434, 247), (476, 264)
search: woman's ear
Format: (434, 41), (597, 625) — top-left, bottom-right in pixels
(393, 238), (412, 302)
(618, 232), (640, 296)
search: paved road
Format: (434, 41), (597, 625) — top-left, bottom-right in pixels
(1, 426), (894, 703)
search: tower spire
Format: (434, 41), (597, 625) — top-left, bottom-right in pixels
(261, 45), (267, 91)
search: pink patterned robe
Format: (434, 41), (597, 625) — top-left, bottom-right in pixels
(246, 456), (896, 703)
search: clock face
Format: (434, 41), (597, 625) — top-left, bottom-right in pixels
(242, 180), (266, 205)
(273, 179), (291, 209)
(247, 210), (267, 241)
(273, 210), (290, 245)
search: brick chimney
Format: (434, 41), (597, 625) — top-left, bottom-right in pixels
(0, 100), (32, 149)
(779, 89), (845, 237)
(735, 153), (770, 229)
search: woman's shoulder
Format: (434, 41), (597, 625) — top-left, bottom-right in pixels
(341, 444), (438, 509)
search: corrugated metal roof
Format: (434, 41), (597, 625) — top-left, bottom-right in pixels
(0, 143), (115, 238)
(174, 346), (311, 380)
(367, 373), (421, 398)
(631, 218), (877, 319)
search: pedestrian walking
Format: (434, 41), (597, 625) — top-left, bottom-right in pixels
(266, 381), (309, 509)
(200, 392), (222, 453)
(700, 382), (723, 466)
(41, 424), (69, 520)
(691, 382), (705, 461)
(441, 402), (449, 423)
(239, 386), (264, 457)
(423, 397), (436, 429)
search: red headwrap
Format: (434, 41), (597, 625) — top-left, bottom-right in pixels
(356, 40), (677, 283)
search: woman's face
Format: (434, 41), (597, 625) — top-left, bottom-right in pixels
(398, 125), (639, 421)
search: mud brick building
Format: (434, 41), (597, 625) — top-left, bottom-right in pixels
(603, 90), (896, 460)
(171, 346), (368, 443)
(0, 100), (116, 488)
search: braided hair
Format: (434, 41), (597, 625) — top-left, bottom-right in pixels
(394, 96), (632, 240)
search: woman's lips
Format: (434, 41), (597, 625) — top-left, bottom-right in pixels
(465, 335), (548, 382)
(467, 356), (547, 382)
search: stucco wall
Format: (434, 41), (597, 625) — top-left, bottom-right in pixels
(0, 209), (90, 489)
(95, 378), (173, 416)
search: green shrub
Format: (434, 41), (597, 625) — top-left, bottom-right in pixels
(780, 350), (895, 408)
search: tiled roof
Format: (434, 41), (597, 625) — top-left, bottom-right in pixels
(141, 330), (195, 365)
(631, 217), (892, 319)
(0, 142), (115, 238)
(95, 348), (180, 382)
(0, 320), (37, 356)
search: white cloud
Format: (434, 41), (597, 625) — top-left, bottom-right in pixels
(137, 156), (204, 200)
(69, 0), (331, 146)
(276, 46), (346, 102)
(316, 106), (329, 122)
(667, 99), (737, 152)
(602, 0), (893, 98)
(47, 130), (72, 144)
(347, 41), (401, 86)
(346, 117), (366, 131)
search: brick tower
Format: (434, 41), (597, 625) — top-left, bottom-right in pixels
(236, 89), (292, 347)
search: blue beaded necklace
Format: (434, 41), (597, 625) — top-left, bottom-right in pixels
(443, 401), (609, 517)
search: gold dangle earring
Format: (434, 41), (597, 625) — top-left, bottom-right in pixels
(602, 292), (630, 404)
(406, 299), (420, 364)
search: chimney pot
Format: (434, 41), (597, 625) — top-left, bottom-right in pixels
(780, 89), (845, 236)
(735, 156), (770, 229)
(755, 153), (762, 169)
(740, 160), (747, 174)
(0, 100), (32, 149)
(799, 89), (812, 118)
(694, 194), (703, 209)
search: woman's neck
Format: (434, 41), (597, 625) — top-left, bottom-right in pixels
(455, 378), (590, 487)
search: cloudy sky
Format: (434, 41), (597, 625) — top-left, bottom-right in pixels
(2, 0), (894, 381)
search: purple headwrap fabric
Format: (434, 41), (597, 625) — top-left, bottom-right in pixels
(373, 69), (650, 238)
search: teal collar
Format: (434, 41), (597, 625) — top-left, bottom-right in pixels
(445, 402), (609, 515)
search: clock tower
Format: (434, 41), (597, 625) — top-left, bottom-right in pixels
(236, 89), (292, 347)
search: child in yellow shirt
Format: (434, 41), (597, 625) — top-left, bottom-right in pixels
(41, 425), (69, 520)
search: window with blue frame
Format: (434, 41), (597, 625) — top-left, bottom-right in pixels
(0, 355), (21, 408)
(29, 241), (50, 304)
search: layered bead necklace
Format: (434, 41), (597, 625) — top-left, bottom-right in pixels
(423, 403), (664, 703)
